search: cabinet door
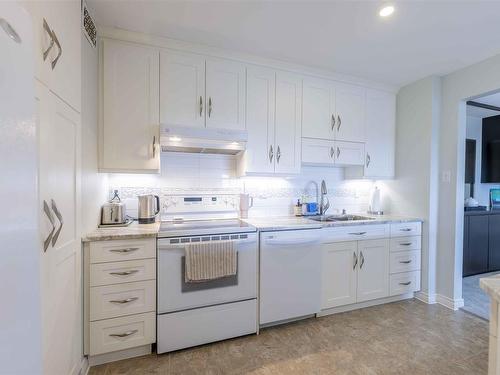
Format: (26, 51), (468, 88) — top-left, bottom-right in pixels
(489, 215), (500, 271)
(466, 215), (489, 275)
(357, 239), (390, 302)
(335, 82), (365, 143)
(37, 83), (81, 375)
(22, 0), (81, 111)
(364, 89), (396, 178)
(274, 71), (302, 174)
(334, 141), (365, 166)
(302, 138), (335, 166)
(302, 77), (335, 140)
(205, 58), (245, 131)
(244, 66), (275, 174)
(160, 50), (205, 128)
(322, 242), (357, 309)
(100, 39), (160, 173)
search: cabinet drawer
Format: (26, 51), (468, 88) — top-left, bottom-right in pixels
(90, 259), (156, 287)
(322, 224), (390, 243)
(390, 236), (421, 252)
(389, 271), (421, 296)
(90, 280), (156, 321)
(90, 239), (156, 263)
(301, 138), (335, 165)
(390, 222), (421, 237)
(89, 312), (155, 356)
(390, 251), (421, 274)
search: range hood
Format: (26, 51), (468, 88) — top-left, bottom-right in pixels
(160, 125), (247, 155)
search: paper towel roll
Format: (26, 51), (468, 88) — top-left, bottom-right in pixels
(369, 186), (381, 214)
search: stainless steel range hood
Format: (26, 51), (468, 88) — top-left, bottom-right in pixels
(160, 125), (247, 155)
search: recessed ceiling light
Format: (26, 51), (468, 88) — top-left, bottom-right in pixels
(379, 5), (395, 17)
(169, 136), (182, 142)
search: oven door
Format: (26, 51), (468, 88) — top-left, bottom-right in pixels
(157, 232), (258, 314)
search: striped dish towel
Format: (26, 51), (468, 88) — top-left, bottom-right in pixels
(184, 241), (237, 283)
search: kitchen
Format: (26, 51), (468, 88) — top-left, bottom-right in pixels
(2, 1), (500, 374)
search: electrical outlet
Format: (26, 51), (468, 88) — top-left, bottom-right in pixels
(442, 171), (451, 183)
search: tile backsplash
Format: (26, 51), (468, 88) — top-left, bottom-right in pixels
(107, 153), (377, 218)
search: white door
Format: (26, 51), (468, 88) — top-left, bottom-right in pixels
(302, 77), (335, 140)
(37, 83), (81, 375)
(205, 58), (245, 131)
(301, 138), (335, 166)
(22, 0), (81, 111)
(244, 66), (275, 174)
(335, 82), (365, 143)
(364, 89), (396, 178)
(101, 39), (160, 173)
(334, 141), (365, 166)
(356, 239), (390, 303)
(322, 242), (357, 309)
(160, 50), (205, 128)
(274, 71), (302, 174)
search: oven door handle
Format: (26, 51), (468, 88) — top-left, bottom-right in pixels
(158, 239), (257, 250)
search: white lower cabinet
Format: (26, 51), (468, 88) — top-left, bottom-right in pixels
(321, 222), (422, 311)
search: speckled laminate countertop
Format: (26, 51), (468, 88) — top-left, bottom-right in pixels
(480, 275), (500, 301)
(82, 221), (160, 242)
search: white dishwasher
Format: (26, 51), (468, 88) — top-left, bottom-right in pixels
(260, 229), (322, 325)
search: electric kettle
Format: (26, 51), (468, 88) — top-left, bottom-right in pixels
(138, 194), (160, 224)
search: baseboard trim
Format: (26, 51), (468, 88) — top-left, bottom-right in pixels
(88, 345), (152, 367)
(436, 294), (464, 310)
(415, 291), (437, 304)
(317, 293), (414, 317)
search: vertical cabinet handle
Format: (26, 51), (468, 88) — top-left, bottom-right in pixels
(330, 146), (334, 159)
(42, 200), (55, 252)
(51, 199), (63, 246)
(359, 251), (365, 269)
(366, 153), (371, 168)
(269, 145), (274, 163)
(199, 96), (203, 117)
(42, 19), (55, 61)
(276, 146), (281, 163)
(208, 97), (212, 118)
(337, 115), (341, 131)
(50, 31), (62, 70)
(152, 136), (156, 158)
(331, 114), (335, 130)
(336, 147), (340, 159)
(353, 251), (358, 270)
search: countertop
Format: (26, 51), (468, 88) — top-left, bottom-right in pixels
(82, 221), (161, 242)
(82, 214), (423, 241)
(464, 209), (500, 216)
(480, 274), (500, 301)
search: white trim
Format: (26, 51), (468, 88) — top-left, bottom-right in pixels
(97, 26), (398, 94)
(415, 291), (437, 304)
(71, 357), (88, 375)
(435, 294), (465, 310)
(88, 345), (152, 367)
(317, 293), (414, 317)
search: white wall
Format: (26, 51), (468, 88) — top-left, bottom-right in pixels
(465, 114), (500, 206)
(381, 76), (440, 301)
(438, 53), (500, 303)
(107, 153), (378, 219)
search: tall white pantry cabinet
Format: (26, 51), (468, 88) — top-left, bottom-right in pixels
(21, 1), (83, 375)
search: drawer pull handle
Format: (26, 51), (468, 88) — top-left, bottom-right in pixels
(399, 281), (412, 286)
(109, 247), (139, 253)
(400, 242), (412, 246)
(109, 329), (138, 338)
(109, 270), (139, 276)
(109, 297), (139, 304)
(399, 260), (412, 264)
(399, 228), (412, 232)
(349, 232), (367, 236)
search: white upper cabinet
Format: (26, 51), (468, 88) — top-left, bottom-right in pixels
(334, 141), (365, 166)
(334, 82), (365, 143)
(302, 78), (335, 140)
(205, 58), (246, 131)
(160, 50), (205, 128)
(100, 39), (160, 173)
(364, 89), (396, 178)
(302, 138), (335, 166)
(274, 72), (302, 174)
(22, 0), (81, 112)
(243, 66), (276, 174)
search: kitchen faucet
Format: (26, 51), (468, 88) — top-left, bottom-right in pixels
(320, 180), (330, 215)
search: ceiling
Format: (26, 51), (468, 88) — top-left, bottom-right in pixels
(89, 0), (500, 88)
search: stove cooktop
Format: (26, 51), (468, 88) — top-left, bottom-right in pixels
(158, 219), (256, 238)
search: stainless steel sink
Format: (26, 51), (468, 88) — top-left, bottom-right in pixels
(309, 215), (376, 222)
